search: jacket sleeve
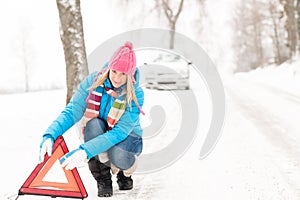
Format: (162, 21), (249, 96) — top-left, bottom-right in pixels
(80, 87), (144, 159)
(43, 72), (97, 140)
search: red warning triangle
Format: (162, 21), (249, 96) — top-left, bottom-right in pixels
(19, 136), (88, 199)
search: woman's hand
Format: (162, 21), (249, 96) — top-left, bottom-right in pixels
(39, 137), (54, 163)
(60, 148), (88, 170)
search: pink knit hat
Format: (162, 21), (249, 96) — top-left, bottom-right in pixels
(108, 41), (136, 83)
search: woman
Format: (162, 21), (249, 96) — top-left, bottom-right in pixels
(39, 42), (144, 197)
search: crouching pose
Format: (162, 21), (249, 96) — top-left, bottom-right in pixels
(39, 41), (144, 197)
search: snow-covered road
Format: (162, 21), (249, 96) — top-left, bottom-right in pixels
(1, 72), (300, 200)
(225, 75), (300, 198)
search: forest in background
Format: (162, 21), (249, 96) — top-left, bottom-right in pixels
(0, 0), (299, 93)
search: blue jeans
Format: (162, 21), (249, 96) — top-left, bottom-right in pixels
(84, 118), (143, 170)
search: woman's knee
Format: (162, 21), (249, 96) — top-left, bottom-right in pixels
(84, 118), (106, 142)
(108, 147), (136, 170)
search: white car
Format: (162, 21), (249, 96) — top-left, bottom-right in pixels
(142, 63), (190, 90)
(138, 52), (190, 90)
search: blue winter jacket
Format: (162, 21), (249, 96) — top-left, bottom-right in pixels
(43, 68), (144, 159)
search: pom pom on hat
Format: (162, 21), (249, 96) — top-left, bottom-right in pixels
(109, 41), (136, 83)
(124, 41), (133, 49)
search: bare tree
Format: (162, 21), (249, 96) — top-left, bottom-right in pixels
(113, 0), (184, 49)
(56, 0), (89, 104)
(20, 25), (31, 92)
(155, 0), (184, 49)
(233, 0), (267, 71)
(280, 0), (298, 58)
(194, 0), (207, 36)
(252, 0), (265, 67)
(22, 38), (30, 92)
(17, 21), (34, 92)
(297, 0), (300, 52)
(232, 0), (291, 71)
(269, 0), (286, 64)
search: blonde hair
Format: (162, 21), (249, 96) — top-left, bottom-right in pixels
(90, 69), (140, 111)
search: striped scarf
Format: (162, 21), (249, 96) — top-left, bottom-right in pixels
(81, 84), (126, 132)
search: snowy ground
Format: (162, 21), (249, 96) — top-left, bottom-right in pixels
(1, 62), (300, 199)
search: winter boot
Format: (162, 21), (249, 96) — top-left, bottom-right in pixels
(88, 157), (113, 197)
(117, 171), (133, 190)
